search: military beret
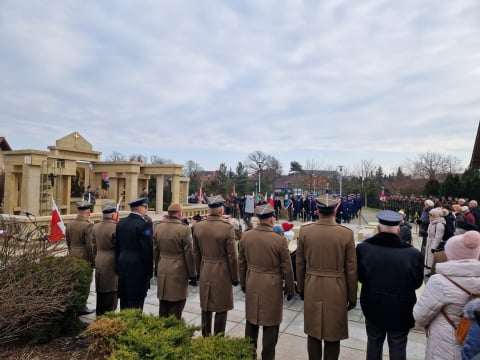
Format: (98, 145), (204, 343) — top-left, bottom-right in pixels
(207, 195), (225, 208)
(376, 210), (403, 226)
(255, 204), (275, 219)
(314, 195), (340, 210)
(102, 202), (117, 214)
(128, 197), (148, 208)
(167, 203), (182, 212)
(76, 200), (92, 210)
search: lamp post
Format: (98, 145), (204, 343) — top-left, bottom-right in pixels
(337, 165), (344, 198)
(256, 161), (265, 193)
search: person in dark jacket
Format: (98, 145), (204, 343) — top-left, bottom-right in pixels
(398, 210), (412, 245)
(356, 210), (424, 360)
(115, 197), (153, 310)
(418, 199), (434, 260)
(462, 298), (480, 360)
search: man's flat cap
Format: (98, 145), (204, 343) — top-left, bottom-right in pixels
(128, 197), (148, 208)
(207, 195), (225, 208)
(255, 204), (275, 219)
(167, 203), (182, 212)
(76, 200), (92, 210)
(376, 210), (403, 226)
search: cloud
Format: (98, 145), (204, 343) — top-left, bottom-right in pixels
(1, 0), (479, 174)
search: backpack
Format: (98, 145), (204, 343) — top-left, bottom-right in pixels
(440, 275), (480, 345)
(443, 213), (455, 241)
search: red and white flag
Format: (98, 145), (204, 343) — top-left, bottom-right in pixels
(379, 187), (386, 202)
(50, 197), (66, 243)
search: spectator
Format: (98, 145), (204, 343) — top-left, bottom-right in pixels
(425, 208), (445, 273)
(419, 199), (435, 260)
(463, 206), (476, 225)
(462, 298), (480, 360)
(413, 231), (480, 360)
(357, 210), (423, 360)
(469, 200), (480, 229)
(398, 210), (412, 245)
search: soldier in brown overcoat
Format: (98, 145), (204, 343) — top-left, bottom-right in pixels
(93, 202), (118, 316)
(65, 200), (95, 314)
(66, 200), (95, 265)
(296, 195), (358, 360)
(192, 195), (239, 337)
(153, 203), (196, 319)
(239, 203), (295, 360)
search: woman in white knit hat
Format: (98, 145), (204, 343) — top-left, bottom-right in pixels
(413, 231), (480, 360)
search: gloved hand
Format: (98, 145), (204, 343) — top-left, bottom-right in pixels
(298, 292), (304, 301)
(232, 281), (239, 286)
(431, 248), (436, 254)
(241, 286), (246, 293)
(286, 293), (294, 301)
(189, 277), (198, 286)
(347, 301), (357, 311)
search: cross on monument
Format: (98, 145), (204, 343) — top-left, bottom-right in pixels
(73, 132), (80, 142)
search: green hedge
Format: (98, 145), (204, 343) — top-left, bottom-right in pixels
(86, 310), (253, 359)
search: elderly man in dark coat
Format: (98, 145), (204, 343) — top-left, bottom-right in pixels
(239, 203), (295, 360)
(115, 197), (153, 310)
(296, 195), (357, 360)
(153, 203), (196, 319)
(356, 210), (424, 360)
(192, 195), (239, 336)
(93, 202), (118, 316)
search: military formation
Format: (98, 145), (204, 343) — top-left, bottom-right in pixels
(64, 190), (480, 360)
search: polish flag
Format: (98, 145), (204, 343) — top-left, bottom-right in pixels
(49, 198), (66, 243)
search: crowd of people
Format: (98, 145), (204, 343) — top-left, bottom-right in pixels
(63, 190), (480, 360)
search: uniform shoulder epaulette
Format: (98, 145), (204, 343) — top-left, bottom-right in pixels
(301, 223), (314, 229)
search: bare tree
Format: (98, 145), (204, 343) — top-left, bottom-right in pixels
(129, 154), (147, 163)
(407, 152), (462, 180)
(150, 156), (173, 165)
(183, 160), (203, 177)
(355, 159), (376, 182)
(105, 151), (127, 162)
(245, 151), (283, 192)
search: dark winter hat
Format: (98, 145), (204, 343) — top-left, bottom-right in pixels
(128, 197), (148, 208)
(207, 195), (225, 208)
(376, 210), (403, 226)
(76, 200), (92, 210)
(255, 204), (275, 219)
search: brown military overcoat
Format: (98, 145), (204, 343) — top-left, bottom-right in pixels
(239, 224), (295, 326)
(192, 215), (239, 312)
(93, 218), (118, 293)
(296, 218), (357, 341)
(66, 215), (94, 266)
(153, 217), (196, 301)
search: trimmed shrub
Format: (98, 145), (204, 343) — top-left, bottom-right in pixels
(85, 310), (253, 359)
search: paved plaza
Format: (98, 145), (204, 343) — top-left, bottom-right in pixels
(82, 208), (427, 359)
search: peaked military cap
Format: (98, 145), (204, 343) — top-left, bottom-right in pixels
(376, 210), (403, 226)
(128, 197), (148, 208)
(102, 202), (117, 214)
(167, 203), (182, 212)
(314, 195), (340, 210)
(76, 200), (92, 210)
(207, 195), (225, 208)
(255, 203), (275, 219)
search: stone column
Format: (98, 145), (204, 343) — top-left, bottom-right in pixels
(22, 164), (41, 215)
(156, 175), (164, 214)
(124, 173), (139, 204)
(171, 175), (180, 205)
(3, 170), (16, 214)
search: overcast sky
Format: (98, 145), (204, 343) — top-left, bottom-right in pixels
(1, 0), (480, 175)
